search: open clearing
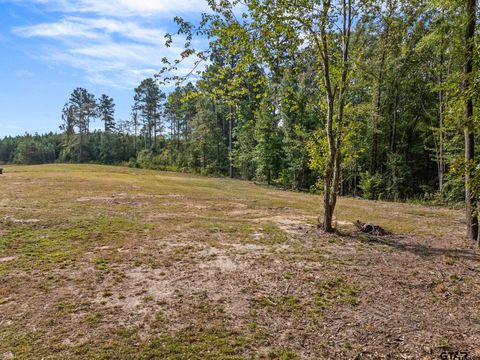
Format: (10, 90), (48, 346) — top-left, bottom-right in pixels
(1, 164), (479, 359)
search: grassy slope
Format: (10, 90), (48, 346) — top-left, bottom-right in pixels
(0, 164), (478, 359)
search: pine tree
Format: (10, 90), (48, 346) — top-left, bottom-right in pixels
(133, 79), (165, 150)
(67, 88), (97, 162)
(98, 94), (116, 133)
(60, 103), (75, 144)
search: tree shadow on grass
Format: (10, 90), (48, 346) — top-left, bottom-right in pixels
(339, 230), (480, 262)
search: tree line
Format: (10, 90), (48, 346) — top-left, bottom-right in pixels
(0, 0), (478, 238)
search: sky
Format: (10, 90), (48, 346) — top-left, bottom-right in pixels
(0, 0), (210, 137)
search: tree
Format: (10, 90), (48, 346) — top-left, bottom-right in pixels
(249, 0), (355, 232)
(189, 96), (226, 173)
(365, 0), (396, 175)
(67, 88), (97, 162)
(131, 109), (139, 154)
(133, 78), (165, 150)
(13, 133), (57, 165)
(98, 94), (116, 133)
(165, 84), (199, 169)
(463, 0), (477, 241)
(254, 99), (284, 184)
(60, 103), (75, 144)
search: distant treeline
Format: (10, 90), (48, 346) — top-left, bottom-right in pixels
(0, 132), (137, 166)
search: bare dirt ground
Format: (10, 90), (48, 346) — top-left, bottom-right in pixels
(1, 164), (479, 359)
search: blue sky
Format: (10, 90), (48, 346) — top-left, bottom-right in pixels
(0, 0), (209, 137)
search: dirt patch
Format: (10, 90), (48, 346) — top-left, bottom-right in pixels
(93, 246), (112, 251)
(77, 196), (118, 202)
(200, 255), (242, 272)
(257, 214), (315, 234)
(2, 351), (14, 360)
(76, 193), (184, 204)
(1, 216), (40, 224)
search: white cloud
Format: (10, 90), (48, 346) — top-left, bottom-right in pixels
(14, 17), (167, 44)
(14, 16), (209, 88)
(12, 0), (211, 17)
(15, 18), (102, 39)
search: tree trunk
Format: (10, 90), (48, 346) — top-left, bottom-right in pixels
(390, 82), (399, 153)
(465, 129), (477, 240)
(438, 69), (444, 194)
(321, 0), (351, 233)
(134, 117), (137, 154)
(323, 92), (336, 233)
(438, 10), (445, 195)
(154, 115), (157, 149)
(228, 107), (233, 178)
(79, 128), (83, 163)
(370, 46), (386, 174)
(464, 0), (478, 241)
(150, 123), (153, 150)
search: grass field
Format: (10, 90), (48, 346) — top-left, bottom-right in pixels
(1, 164), (479, 359)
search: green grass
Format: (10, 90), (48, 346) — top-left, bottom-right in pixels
(0, 216), (148, 272)
(258, 277), (360, 317)
(258, 223), (289, 245)
(313, 277), (361, 311)
(66, 325), (301, 360)
(259, 294), (302, 311)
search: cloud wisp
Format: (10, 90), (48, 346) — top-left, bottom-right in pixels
(17, 0), (211, 17)
(13, 15), (208, 88)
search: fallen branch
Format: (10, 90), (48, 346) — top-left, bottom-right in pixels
(355, 220), (391, 236)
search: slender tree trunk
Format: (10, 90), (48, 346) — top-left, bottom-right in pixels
(370, 46), (386, 174)
(438, 64), (444, 194)
(438, 11), (445, 195)
(322, 63), (336, 232)
(134, 117), (137, 154)
(464, 0), (478, 241)
(176, 117), (180, 150)
(390, 82), (399, 153)
(78, 113), (85, 163)
(79, 127), (83, 163)
(321, 0), (351, 233)
(228, 115), (233, 178)
(215, 103), (220, 165)
(154, 115), (157, 149)
(150, 123), (153, 150)
(332, 86), (347, 213)
(319, 0), (335, 233)
(465, 132), (477, 240)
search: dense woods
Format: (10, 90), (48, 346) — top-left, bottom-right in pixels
(1, 0), (478, 236)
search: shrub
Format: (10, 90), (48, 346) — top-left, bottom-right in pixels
(359, 171), (384, 200)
